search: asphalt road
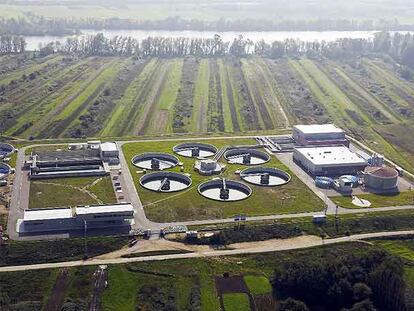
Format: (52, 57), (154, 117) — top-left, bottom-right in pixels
(1, 230), (413, 273)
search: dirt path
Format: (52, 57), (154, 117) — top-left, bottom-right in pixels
(94, 235), (319, 260)
(43, 268), (69, 311)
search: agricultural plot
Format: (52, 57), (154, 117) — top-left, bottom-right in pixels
(122, 138), (323, 222)
(29, 176), (116, 209)
(1, 54), (414, 172)
(288, 58), (414, 171)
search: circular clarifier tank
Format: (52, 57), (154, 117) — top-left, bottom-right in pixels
(0, 163), (11, 179)
(132, 153), (179, 170)
(240, 167), (291, 186)
(224, 148), (270, 165)
(0, 143), (14, 158)
(140, 172), (192, 193)
(198, 178), (252, 202)
(173, 142), (217, 158)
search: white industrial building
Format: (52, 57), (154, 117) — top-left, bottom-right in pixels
(292, 124), (349, 147)
(17, 203), (134, 233)
(293, 146), (367, 176)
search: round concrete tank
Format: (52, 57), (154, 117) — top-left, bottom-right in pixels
(173, 142), (217, 158)
(364, 167), (398, 190)
(0, 143), (14, 159)
(132, 153), (179, 170)
(0, 163), (11, 179)
(198, 178), (252, 202)
(240, 167), (291, 187)
(140, 172), (192, 193)
(224, 148), (270, 165)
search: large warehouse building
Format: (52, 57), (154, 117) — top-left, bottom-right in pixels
(17, 203), (134, 234)
(292, 124), (349, 147)
(293, 146), (367, 176)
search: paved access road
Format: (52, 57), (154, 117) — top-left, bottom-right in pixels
(1, 230), (414, 273)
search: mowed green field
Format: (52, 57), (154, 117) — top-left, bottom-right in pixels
(1, 54), (414, 172)
(122, 138), (324, 222)
(29, 176), (116, 208)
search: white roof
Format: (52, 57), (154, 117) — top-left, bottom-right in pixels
(100, 142), (118, 152)
(76, 204), (134, 215)
(294, 124), (344, 134)
(295, 146), (367, 166)
(23, 208), (73, 221)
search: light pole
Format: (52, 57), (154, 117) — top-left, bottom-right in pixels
(84, 220), (88, 259)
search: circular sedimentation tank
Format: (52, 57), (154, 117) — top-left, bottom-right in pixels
(140, 172), (192, 193)
(0, 163), (11, 179)
(173, 142), (217, 158)
(224, 148), (270, 165)
(132, 152), (179, 170)
(240, 167), (291, 186)
(198, 178), (252, 202)
(0, 143), (14, 158)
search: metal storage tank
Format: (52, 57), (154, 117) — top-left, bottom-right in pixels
(364, 167), (398, 190)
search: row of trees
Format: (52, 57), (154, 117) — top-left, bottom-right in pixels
(36, 31), (414, 69)
(1, 15), (413, 36)
(0, 35), (26, 54)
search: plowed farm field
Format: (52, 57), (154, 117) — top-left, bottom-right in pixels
(1, 54), (414, 171)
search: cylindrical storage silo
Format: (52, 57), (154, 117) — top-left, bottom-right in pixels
(363, 167), (398, 190)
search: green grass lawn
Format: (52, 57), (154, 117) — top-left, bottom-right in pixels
(404, 266), (414, 288)
(375, 239), (414, 261)
(122, 138), (323, 222)
(222, 293), (251, 311)
(331, 191), (414, 209)
(29, 176), (116, 208)
(243, 275), (272, 295)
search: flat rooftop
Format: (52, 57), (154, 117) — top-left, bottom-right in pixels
(295, 146), (367, 166)
(100, 142), (118, 152)
(294, 124), (344, 135)
(76, 204), (134, 215)
(24, 208), (73, 221)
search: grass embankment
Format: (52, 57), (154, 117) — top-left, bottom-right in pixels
(122, 138), (323, 222)
(29, 176), (116, 209)
(331, 191), (414, 209)
(0, 236), (128, 266)
(373, 237), (414, 288)
(243, 275), (272, 295)
(187, 210), (414, 244)
(223, 293), (250, 311)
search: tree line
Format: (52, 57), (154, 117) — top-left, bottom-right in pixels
(34, 31), (414, 69)
(1, 15), (414, 36)
(0, 35), (26, 54)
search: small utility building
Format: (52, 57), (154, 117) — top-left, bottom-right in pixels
(292, 124), (349, 147)
(293, 146), (367, 176)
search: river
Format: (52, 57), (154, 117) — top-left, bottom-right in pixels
(23, 29), (407, 51)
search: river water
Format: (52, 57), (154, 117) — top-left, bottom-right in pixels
(23, 29), (410, 51)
